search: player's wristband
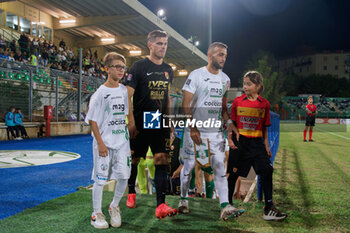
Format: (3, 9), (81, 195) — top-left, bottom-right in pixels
(226, 119), (233, 125)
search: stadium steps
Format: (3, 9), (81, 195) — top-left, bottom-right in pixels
(59, 78), (71, 89)
(329, 101), (342, 114)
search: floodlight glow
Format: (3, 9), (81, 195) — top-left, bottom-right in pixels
(59, 19), (76, 24)
(178, 70), (188, 76)
(101, 38), (115, 42)
(195, 41), (200, 46)
(170, 64), (176, 71)
(129, 49), (142, 55)
(157, 9), (165, 17)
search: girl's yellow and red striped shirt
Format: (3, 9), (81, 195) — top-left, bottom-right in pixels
(231, 94), (271, 138)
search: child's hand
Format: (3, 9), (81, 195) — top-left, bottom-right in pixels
(265, 145), (272, 158)
(196, 178), (202, 190)
(234, 191), (241, 200)
(98, 143), (109, 157)
(172, 170), (180, 179)
(228, 138), (237, 149)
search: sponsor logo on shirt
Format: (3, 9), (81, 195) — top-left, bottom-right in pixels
(127, 74), (132, 81)
(104, 94), (110, 99)
(186, 79), (191, 85)
(148, 80), (169, 88)
(108, 119), (126, 126)
(204, 101), (221, 106)
(143, 110), (161, 129)
(164, 72), (169, 79)
(113, 104), (125, 112)
(112, 129), (126, 135)
(240, 116), (259, 125)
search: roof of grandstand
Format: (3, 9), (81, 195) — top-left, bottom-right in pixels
(21, 0), (208, 70)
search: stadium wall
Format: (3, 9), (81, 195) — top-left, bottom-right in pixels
(0, 1), (53, 32)
(0, 122), (90, 140)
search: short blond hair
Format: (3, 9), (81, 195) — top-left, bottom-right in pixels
(147, 30), (168, 43)
(103, 52), (126, 67)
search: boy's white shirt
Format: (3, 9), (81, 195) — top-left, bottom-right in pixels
(85, 84), (129, 149)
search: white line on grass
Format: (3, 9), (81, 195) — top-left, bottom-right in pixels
(318, 128), (350, 140)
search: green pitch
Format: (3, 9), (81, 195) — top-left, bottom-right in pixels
(1, 123), (349, 232)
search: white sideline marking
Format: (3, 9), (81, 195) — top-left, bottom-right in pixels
(318, 128), (350, 140)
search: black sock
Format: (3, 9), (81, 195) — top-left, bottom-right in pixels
(261, 168), (274, 209)
(155, 165), (168, 207)
(228, 172), (239, 205)
(128, 164), (138, 194)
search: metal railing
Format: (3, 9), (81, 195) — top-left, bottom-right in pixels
(0, 58), (104, 122)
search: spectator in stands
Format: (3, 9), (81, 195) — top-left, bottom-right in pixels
(32, 38), (40, 56)
(0, 35), (6, 50)
(10, 39), (17, 53)
(14, 108), (28, 139)
(304, 96), (318, 142)
(59, 38), (66, 49)
(22, 51), (28, 61)
(9, 51), (15, 62)
(18, 32), (28, 54)
(0, 49), (10, 60)
(43, 39), (48, 49)
(29, 53), (38, 66)
(41, 48), (49, 67)
(5, 106), (21, 140)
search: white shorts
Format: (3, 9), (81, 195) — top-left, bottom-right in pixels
(92, 140), (131, 185)
(181, 129), (226, 163)
(225, 138), (229, 153)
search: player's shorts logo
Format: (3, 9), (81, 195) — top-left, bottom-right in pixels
(100, 163), (108, 171)
(143, 110), (161, 129)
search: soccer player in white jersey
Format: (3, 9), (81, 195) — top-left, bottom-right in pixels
(178, 42), (244, 220)
(85, 52), (131, 229)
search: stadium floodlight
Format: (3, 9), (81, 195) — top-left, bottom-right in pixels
(101, 38), (115, 42)
(59, 19), (76, 24)
(157, 9), (166, 21)
(170, 63), (177, 71)
(178, 70), (188, 76)
(157, 9), (165, 17)
(195, 41), (200, 46)
(129, 49), (142, 55)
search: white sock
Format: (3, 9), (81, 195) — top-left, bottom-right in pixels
(92, 182), (104, 213)
(110, 179), (128, 208)
(180, 158), (195, 198)
(211, 154), (229, 204)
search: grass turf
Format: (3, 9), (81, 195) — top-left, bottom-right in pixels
(0, 124), (349, 232)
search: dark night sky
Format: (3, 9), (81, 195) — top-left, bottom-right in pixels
(140, 0), (350, 86)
